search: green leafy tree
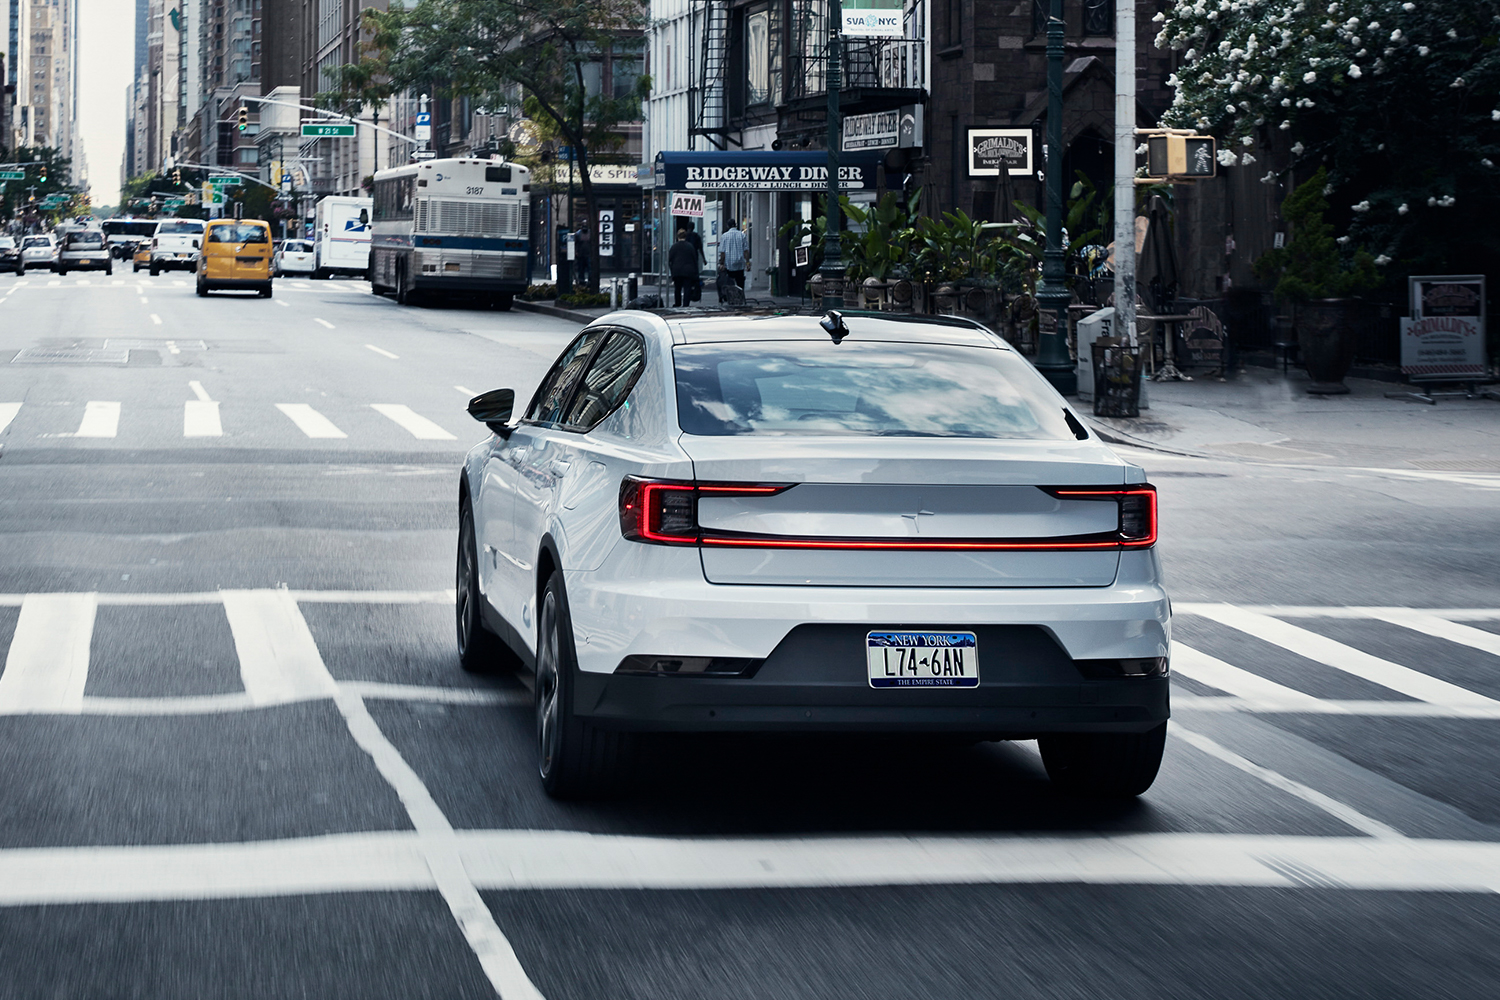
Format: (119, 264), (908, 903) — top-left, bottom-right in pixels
(1253, 167), (1378, 301)
(1, 146), (72, 222)
(1156, 0), (1500, 279)
(337, 0), (650, 293)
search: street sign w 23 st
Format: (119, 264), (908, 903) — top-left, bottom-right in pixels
(1400, 316), (1485, 378)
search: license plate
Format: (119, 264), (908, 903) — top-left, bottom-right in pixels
(867, 631), (979, 688)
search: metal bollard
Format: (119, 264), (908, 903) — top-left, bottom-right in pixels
(627, 272), (638, 301)
(609, 278), (619, 310)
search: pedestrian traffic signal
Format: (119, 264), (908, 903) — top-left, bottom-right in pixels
(1143, 132), (1216, 179)
(237, 107), (249, 132)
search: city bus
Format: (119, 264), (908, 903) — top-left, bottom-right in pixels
(102, 218), (159, 259)
(370, 158), (531, 309)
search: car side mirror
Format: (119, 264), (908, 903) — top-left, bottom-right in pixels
(467, 388), (515, 436)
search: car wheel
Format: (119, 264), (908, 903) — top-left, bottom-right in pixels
(535, 572), (632, 798)
(106, 263), (113, 275)
(1039, 723), (1167, 798)
(16, 264), (23, 276)
(149, 263), (159, 276)
(259, 283), (272, 298)
(132, 262), (140, 273)
(395, 265), (411, 305)
(196, 277), (208, 297)
(57, 268), (67, 276)
(456, 501), (508, 673)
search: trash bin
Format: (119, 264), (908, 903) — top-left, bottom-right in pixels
(768, 268), (781, 297)
(1092, 342), (1143, 418)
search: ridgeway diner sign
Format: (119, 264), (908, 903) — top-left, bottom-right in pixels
(655, 152), (884, 192)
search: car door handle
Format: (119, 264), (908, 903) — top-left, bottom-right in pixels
(549, 459), (571, 475)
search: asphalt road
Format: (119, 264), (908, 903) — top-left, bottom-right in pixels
(1, 270), (1498, 999)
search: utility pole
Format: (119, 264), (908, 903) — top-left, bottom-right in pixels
(820, 0), (845, 309)
(1033, 0), (1078, 394)
(1113, 0), (1137, 348)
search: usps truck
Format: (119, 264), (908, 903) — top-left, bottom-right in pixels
(312, 195), (373, 279)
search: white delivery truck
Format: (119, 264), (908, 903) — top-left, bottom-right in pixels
(312, 195), (373, 279)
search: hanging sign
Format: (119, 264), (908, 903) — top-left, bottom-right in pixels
(670, 192), (704, 217)
(842, 0), (904, 37)
(843, 109), (900, 151)
(598, 209), (615, 257)
(968, 129), (1033, 176)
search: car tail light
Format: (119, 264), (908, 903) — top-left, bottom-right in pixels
(619, 477), (789, 544)
(1047, 486), (1157, 548)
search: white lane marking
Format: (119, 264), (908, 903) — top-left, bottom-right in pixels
(80, 693), (259, 715)
(275, 299), (289, 308)
(335, 689), (546, 998)
(188, 380), (213, 402)
(1174, 695), (1500, 719)
(220, 590), (340, 705)
(1190, 604), (1500, 708)
(171, 280), (186, 287)
(111, 279), (123, 286)
(149, 313), (162, 325)
(72, 401), (121, 438)
(275, 403), (347, 439)
(0, 593), (97, 714)
(370, 404), (458, 441)
(47, 279), (60, 286)
(73, 684), (522, 715)
(183, 401), (222, 437)
(167, 341), (180, 355)
(0, 403), (21, 434)
(0, 589), (458, 607)
(365, 344), (400, 359)
(1171, 642), (1324, 710)
(76, 279), (90, 286)
(1170, 722), (1404, 839)
(455, 385), (477, 397)
(342, 681), (525, 705)
(1178, 603), (1500, 621)
(314, 317), (335, 329)
(7, 831), (1500, 907)
(1371, 609), (1500, 659)
(139, 298), (148, 305)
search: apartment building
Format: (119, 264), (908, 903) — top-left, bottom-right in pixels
(8, 0), (80, 176)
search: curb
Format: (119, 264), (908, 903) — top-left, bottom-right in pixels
(512, 300), (597, 324)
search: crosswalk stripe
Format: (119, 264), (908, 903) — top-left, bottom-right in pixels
(73, 401), (120, 438)
(220, 590), (339, 706)
(1171, 642), (1325, 709)
(275, 403), (346, 438)
(1190, 604), (1499, 708)
(183, 400), (222, 437)
(0, 593), (97, 714)
(1370, 609), (1500, 659)
(370, 404), (457, 440)
(0, 402), (20, 435)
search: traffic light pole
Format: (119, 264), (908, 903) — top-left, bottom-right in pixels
(1032, 0), (1078, 395)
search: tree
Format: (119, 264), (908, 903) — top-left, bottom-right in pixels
(1, 146), (72, 223)
(1156, 0), (1500, 280)
(338, 0), (650, 292)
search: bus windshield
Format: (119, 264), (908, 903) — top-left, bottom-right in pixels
(103, 220), (159, 239)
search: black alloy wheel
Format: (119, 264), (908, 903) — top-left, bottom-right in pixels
(1039, 722), (1168, 798)
(456, 500), (506, 673)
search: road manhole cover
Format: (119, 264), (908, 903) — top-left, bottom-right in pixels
(104, 339), (208, 351)
(10, 347), (131, 364)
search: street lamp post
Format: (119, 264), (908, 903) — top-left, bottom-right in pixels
(1033, 0), (1078, 394)
(820, 0), (845, 309)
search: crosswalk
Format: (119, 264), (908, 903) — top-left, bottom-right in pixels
(1, 278), (370, 294)
(0, 399), (463, 442)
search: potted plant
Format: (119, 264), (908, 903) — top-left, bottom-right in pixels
(1254, 167), (1378, 394)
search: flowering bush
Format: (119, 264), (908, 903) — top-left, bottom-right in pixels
(1156, 0), (1500, 276)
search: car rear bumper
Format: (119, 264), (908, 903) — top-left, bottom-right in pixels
(202, 277), (271, 290)
(58, 258), (111, 270)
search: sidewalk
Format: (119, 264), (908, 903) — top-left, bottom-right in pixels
(1087, 365), (1500, 471)
(513, 278), (810, 324)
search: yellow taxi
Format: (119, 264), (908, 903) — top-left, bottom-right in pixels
(132, 244), (151, 272)
(196, 218), (274, 298)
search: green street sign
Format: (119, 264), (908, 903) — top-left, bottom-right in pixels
(302, 122), (356, 137)
(209, 175), (240, 186)
(0, 171), (25, 180)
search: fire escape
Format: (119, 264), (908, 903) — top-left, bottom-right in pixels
(689, 0), (738, 149)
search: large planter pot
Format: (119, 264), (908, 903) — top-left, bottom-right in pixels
(934, 284), (959, 315)
(809, 273), (823, 308)
(862, 276), (887, 309)
(1296, 298), (1358, 394)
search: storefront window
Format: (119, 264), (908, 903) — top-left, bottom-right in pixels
(746, 10), (770, 106)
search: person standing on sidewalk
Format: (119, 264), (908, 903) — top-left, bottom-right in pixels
(718, 219), (749, 289)
(668, 229), (698, 307)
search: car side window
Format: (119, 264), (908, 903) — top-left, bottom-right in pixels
(561, 331), (646, 432)
(524, 330), (606, 426)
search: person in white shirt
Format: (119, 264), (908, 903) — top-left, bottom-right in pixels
(718, 219), (749, 289)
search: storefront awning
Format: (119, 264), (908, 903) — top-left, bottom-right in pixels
(653, 151), (886, 192)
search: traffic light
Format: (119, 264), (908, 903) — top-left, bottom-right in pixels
(1144, 132), (1217, 179)
(172, 168), (182, 186)
(237, 106), (249, 132)
(38, 164), (47, 184)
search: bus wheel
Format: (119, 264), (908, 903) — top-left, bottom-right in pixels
(490, 293), (513, 312)
(395, 265), (411, 305)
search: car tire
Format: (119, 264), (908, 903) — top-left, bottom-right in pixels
(149, 263), (159, 276)
(196, 277), (208, 297)
(57, 268), (67, 276)
(16, 264), (23, 276)
(1039, 722), (1167, 799)
(132, 262), (140, 273)
(106, 263), (113, 275)
(456, 501), (509, 673)
(259, 283), (272, 298)
(535, 572), (632, 799)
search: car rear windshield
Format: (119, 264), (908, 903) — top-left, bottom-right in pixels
(156, 221), (203, 235)
(208, 224), (269, 244)
(23, 237), (51, 248)
(282, 241), (311, 251)
(0, 238), (14, 249)
(674, 341), (1076, 439)
(65, 233), (105, 248)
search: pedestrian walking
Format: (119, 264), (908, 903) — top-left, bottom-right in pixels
(574, 223), (591, 286)
(718, 219), (749, 289)
(668, 229), (698, 307)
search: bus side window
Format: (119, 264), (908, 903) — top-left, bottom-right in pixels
(485, 165), (511, 183)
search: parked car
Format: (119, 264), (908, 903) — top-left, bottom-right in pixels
(18, 234), (56, 274)
(457, 311), (1170, 800)
(273, 239), (316, 276)
(55, 228), (114, 275)
(196, 218), (273, 297)
(0, 237), (19, 274)
(149, 218), (205, 275)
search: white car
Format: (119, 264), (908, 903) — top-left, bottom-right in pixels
(148, 218), (204, 274)
(18, 234), (56, 274)
(458, 311), (1170, 799)
(273, 239), (316, 276)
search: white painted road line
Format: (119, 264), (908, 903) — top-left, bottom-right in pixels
(1371, 609), (1500, 659)
(275, 299), (289, 308)
(149, 313), (162, 325)
(0, 402), (20, 435)
(455, 385), (477, 396)
(220, 589), (340, 706)
(183, 400), (222, 437)
(5, 830), (1500, 908)
(314, 317), (335, 329)
(1174, 695), (1500, 719)
(1171, 642), (1325, 710)
(365, 344), (400, 359)
(188, 380), (212, 402)
(1189, 604), (1500, 708)
(370, 404), (457, 440)
(0, 593), (98, 714)
(73, 400), (121, 438)
(275, 403), (347, 439)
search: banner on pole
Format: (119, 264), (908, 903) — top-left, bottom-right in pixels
(842, 0), (904, 37)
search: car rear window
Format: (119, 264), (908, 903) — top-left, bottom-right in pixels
(23, 237), (51, 248)
(65, 233), (105, 248)
(208, 224), (269, 244)
(674, 341), (1076, 439)
(156, 221), (203, 235)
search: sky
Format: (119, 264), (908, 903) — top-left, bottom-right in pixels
(77, 0), (136, 208)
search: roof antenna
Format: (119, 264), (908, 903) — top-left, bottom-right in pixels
(820, 309), (849, 344)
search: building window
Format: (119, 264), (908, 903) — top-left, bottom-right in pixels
(1082, 0), (1113, 36)
(613, 40), (644, 99)
(746, 9), (769, 105)
(945, 0), (961, 47)
(1031, 0), (1047, 36)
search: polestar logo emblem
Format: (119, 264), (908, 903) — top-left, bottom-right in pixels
(900, 510), (936, 533)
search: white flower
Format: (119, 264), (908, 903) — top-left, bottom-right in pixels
(1323, 184), (1334, 195)
(1451, 77), (1466, 88)
(1438, 195), (1456, 207)
(1397, 203), (1408, 214)
(1390, 29), (1402, 41)
(1241, 153), (1257, 165)
(1291, 142), (1305, 154)
(1242, 135), (1255, 146)
(1304, 71), (1318, 83)
(1402, 2), (1414, 9)
(1447, 28), (1458, 38)
(1227, 103), (1238, 112)
(1153, 10), (1165, 20)
(1348, 64), (1362, 78)
(1217, 149), (1240, 167)
(1492, 109), (1500, 121)
(1136, 143), (1149, 155)
(1376, 143), (1384, 151)
(1484, 159), (1496, 168)
(1261, 171), (1278, 184)
(1336, 236), (1351, 244)
(1427, 196), (1437, 206)
(1418, 46), (1430, 55)
(1374, 254), (1392, 265)
(1282, 97), (1293, 106)
(1280, 120), (1293, 129)
(1351, 200), (1371, 213)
